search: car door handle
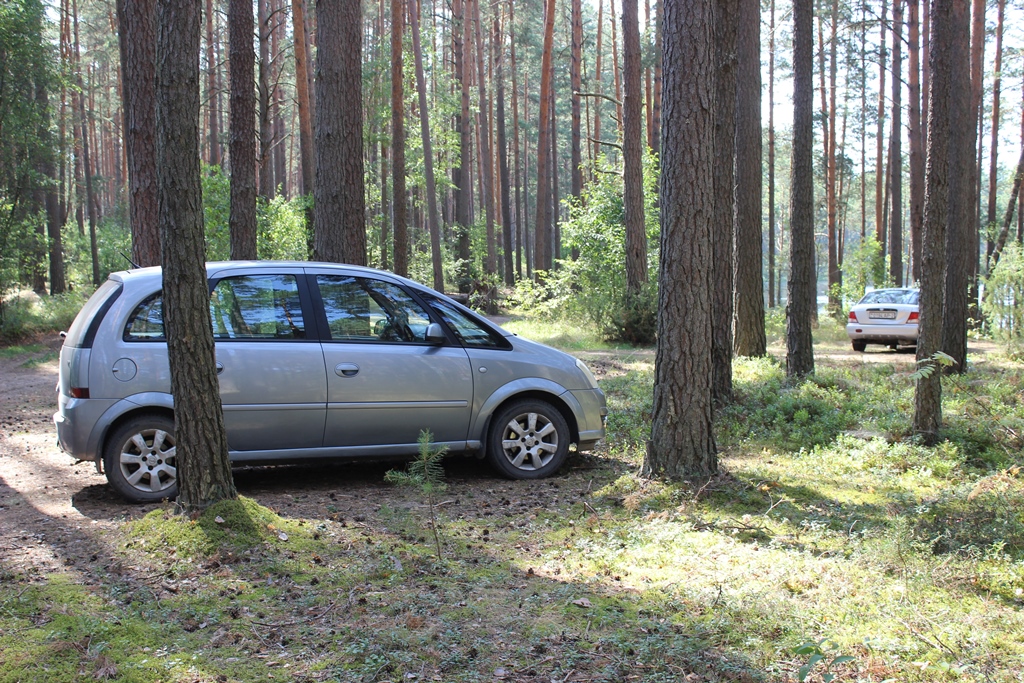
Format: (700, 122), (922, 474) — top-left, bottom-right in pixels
(335, 362), (360, 377)
(216, 362), (224, 375)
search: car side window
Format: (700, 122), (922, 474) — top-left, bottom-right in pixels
(421, 293), (510, 349)
(210, 275), (305, 340)
(124, 293), (165, 341)
(316, 275), (433, 343)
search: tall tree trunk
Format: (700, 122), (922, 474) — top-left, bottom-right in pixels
(510, 0), (524, 279)
(644, 0), (717, 481)
(73, 0), (100, 284)
(622, 0), (647, 298)
(711, 0), (736, 405)
(117, 0), (160, 267)
(155, 0), (236, 512)
(206, 0), (220, 166)
(570, 0), (583, 205)
(453, 0), (472, 289)
(787, 0), (815, 378)
(824, 0), (839, 311)
(610, 0), (623, 138)
(986, 0), (1005, 233)
(908, 0), (924, 283)
(409, 0), (444, 290)
(889, 0), (904, 285)
(533, 0), (556, 275)
(272, 0), (287, 198)
(472, 0), (496, 275)
(875, 0), (888, 253)
(257, 0), (273, 198)
(768, 0), (776, 308)
(391, 0), (407, 276)
(733, 0), (765, 356)
(942, 0), (984, 371)
(229, 0), (257, 258)
(291, 0), (314, 253)
(651, 0), (661, 160)
(314, 0), (367, 265)
(495, 17), (514, 287)
(593, 0), (603, 163)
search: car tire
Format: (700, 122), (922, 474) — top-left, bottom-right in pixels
(852, 341), (866, 352)
(487, 399), (570, 479)
(104, 414), (178, 503)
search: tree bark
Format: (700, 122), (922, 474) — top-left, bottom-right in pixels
(117, 0), (160, 267)
(533, 0), (556, 275)
(453, 0), (472, 289)
(72, 0), (100, 284)
(314, 0), (367, 265)
(206, 0), (220, 166)
(622, 0), (647, 296)
(767, 0), (776, 308)
(787, 0), (815, 378)
(711, 0), (736, 405)
(733, 0), (765, 356)
(875, 0), (888, 254)
(908, 0), (924, 283)
(570, 0), (583, 204)
(472, 0), (496, 276)
(257, 0), (273, 199)
(644, 0), (717, 481)
(495, 17), (514, 287)
(889, 0), (904, 285)
(156, 0), (236, 513)
(409, 0), (443, 290)
(390, 0), (407, 276)
(229, 0), (257, 259)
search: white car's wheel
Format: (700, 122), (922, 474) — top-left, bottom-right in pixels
(487, 400), (570, 479)
(104, 415), (178, 503)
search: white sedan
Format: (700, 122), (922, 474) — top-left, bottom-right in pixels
(846, 288), (920, 352)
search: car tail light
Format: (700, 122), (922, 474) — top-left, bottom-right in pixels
(70, 387), (90, 399)
(848, 311), (857, 322)
(907, 311), (920, 323)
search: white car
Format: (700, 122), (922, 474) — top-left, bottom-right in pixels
(846, 288), (919, 352)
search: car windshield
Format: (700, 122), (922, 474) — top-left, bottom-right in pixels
(858, 289), (919, 305)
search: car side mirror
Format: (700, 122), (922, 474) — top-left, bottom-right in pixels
(425, 322), (446, 344)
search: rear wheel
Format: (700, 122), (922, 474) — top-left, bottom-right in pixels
(103, 414), (178, 503)
(487, 399), (570, 479)
(852, 341), (866, 352)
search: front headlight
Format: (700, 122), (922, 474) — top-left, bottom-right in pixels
(575, 358), (600, 389)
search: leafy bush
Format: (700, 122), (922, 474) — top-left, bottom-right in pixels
(541, 152), (660, 343)
(983, 241), (1024, 341)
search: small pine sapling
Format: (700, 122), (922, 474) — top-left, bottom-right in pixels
(385, 430), (448, 562)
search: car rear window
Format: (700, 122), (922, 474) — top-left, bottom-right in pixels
(858, 289), (919, 305)
(64, 279), (122, 348)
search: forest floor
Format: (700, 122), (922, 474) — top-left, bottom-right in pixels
(1, 331), (1019, 683)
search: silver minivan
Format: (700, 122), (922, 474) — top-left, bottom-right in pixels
(54, 262), (607, 502)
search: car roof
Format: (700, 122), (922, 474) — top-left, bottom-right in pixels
(110, 261), (427, 290)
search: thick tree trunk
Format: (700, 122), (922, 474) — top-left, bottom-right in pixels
(314, 0), (367, 265)
(229, 0), (257, 259)
(733, 0), (765, 356)
(117, 0), (160, 267)
(644, 0), (717, 481)
(622, 0), (647, 296)
(787, 0), (815, 378)
(391, 0), (407, 276)
(711, 0), (736, 405)
(155, 0), (236, 512)
(409, 0), (443, 290)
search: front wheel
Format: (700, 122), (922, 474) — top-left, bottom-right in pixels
(852, 341), (866, 352)
(103, 414), (178, 503)
(487, 399), (570, 479)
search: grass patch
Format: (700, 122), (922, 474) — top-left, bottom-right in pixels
(3, 315), (1024, 682)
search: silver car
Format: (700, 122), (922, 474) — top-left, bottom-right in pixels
(846, 288), (920, 351)
(54, 262), (606, 502)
